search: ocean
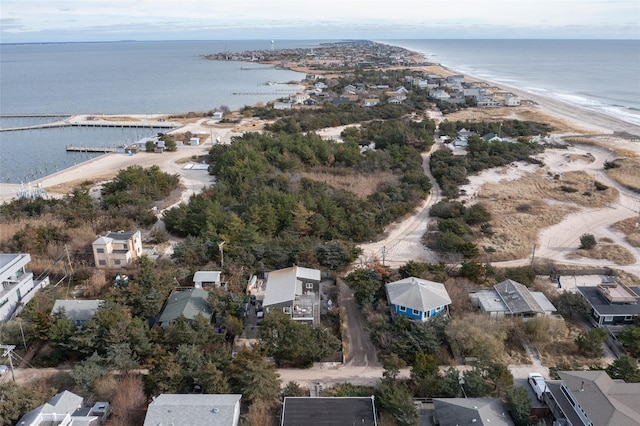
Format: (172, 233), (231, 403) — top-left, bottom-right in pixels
(387, 39), (640, 126)
(1, 39), (639, 184)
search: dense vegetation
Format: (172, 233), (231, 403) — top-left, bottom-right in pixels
(439, 119), (553, 139)
(431, 135), (544, 198)
(163, 128), (433, 270)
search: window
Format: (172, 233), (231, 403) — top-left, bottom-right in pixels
(399, 306), (406, 312)
(0, 298), (8, 307)
(625, 315), (633, 321)
(98, 260), (106, 266)
(283, 307), (291, 314)
(96, 248), (104, 253)
(604, 316), (613, 322)
(306, 283), (314, 289)
(413, 309), (420, 315)
(114, 259), (121, 265)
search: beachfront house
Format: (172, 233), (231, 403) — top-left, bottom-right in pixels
(1, 253), (50, 322)
(504, 94), (521, 106)
(577, 278), (640, 326)
(92, 230), (142, 269)
(385, 277), (451, 322)
(261, 265), (321, 326)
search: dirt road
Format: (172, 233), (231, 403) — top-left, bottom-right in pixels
(338, 279), (379, 367)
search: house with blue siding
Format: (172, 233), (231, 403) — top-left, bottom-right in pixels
(385, 277), (451, 322)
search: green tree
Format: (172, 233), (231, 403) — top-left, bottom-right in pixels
(461, 368), (491, 397)
(229, 348), (281, 405)
(259, 311), (341, 367)
(554, 291), (591, 318)
(575, 327), (608, 356)
(376, 381), (418, 426)
(617, 326), (640, 355)
(343, 268), (384, 306)
(71, 352), (108, 394)
(606, 355), (640, 382)
(0, 382), (55, 426)
(579, 233), (597, 250)
(505, 386), (532, 426)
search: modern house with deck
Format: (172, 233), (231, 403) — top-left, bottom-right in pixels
(1, 253), (49, 322)
(261, 266), (321, 326)
(577, 279), (640, 326)
(473, 279), (557, 319)
(92, 230), (142, 269)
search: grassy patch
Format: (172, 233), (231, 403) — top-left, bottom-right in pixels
(474, 170), (619, 261)
(605, 158), (640, 192)
(301, 168), (397, 199)
(570, 244), (636, 265)
(612, 217), (640, 248)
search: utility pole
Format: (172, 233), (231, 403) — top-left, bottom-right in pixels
(530, 244), (536, 272)
(381, 246), (386, 266)
(1, 345), (16, 382)
(218, 241), (226, 269)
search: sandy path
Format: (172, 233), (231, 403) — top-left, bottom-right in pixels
(357, 144), (442, 268)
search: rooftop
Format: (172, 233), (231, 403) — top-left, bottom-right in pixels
(385, 277), (451, 313)
(144, 394), (241, 426)
(577, 286), (640, 315)
(281, 397), (377, 426)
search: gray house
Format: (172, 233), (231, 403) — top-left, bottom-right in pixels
(281, 396), (378, 425)
(51, 299), (103, 328)
(433, 398), (514, 426)
(157, 288), (212, 328)
(144, 394), (241, 426)
(577, 280), (640, 326)
(18, 390), (110, 425)
(473, 279), (557, 319)
(262, 266), (321, 325)
(546, 370), (640, 426)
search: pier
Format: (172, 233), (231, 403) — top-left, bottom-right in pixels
(0, 114), (181, 132)
(66, 146), (118, 153)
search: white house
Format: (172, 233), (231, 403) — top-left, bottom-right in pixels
(385, 277), (451, 322)
(504, 94), (521, 106)
(92, 230), (142, 269)
(262, 266), (321, 325)
(1, 253), (49, 322)
(193, 271), (222, 288)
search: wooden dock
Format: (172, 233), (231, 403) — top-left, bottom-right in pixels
(66, 146), (117, 153)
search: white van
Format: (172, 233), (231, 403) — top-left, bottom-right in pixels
(528, 373), (548, 401)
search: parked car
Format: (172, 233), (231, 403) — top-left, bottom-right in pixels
(249, 294), (257, 305)
(528, 373), (548, 401)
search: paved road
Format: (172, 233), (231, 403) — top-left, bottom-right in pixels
(338, 279), (379, 367)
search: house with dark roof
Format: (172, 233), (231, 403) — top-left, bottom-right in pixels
(92, 230), (142, 269)
(545, 370), (640, 426)
(262, 266), (321, 325)
(473, 279), (557, 319)
(432, 397), (514, 426)
(385, 277), (451, 322)
(143, 394), (241, 426)
(51, 299), (103, 328)
(17, 390), (110, 425)
(577, 280), (640, 326)
(156, 288), (212, 328)
(281, 397), (377, 425)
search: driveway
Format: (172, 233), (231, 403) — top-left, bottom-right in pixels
(338, 279), (379, 367)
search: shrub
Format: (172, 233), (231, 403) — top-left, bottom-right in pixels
(560, 185), (578, 193)
(594, 181), (608, 191)
(579, 233), (597, 250)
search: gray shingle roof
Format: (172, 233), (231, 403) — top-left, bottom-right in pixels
(433, 397), (514, 426)
(385, 277), (451, 312)
(557, 371), (640, 426)
(51, 299), (103, 322)
(143, 394), (241, 426)
(281, 397), (377, 425)
(158, 288), (212, 325)
(494, 279), (544, 315)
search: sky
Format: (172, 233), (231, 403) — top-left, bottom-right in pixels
(1, 0), (639, 43)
